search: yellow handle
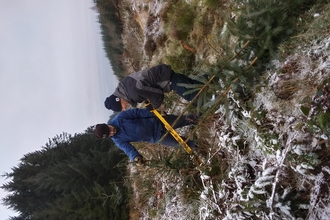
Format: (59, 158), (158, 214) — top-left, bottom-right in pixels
(150, 108), (204, 165)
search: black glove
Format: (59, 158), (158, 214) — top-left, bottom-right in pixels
(145, 103), (154, 111)
(134, 155), (145, 166)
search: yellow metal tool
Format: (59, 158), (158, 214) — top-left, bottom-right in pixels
(149, 107), (204, 165)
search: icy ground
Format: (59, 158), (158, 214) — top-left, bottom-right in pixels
(197, 36), (330, 220)
(131, 36), (330, 220)
(119, 0), (330, 219)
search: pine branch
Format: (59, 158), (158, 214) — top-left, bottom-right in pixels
(160, 40), (251, 143)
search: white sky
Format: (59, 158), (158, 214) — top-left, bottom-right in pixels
(0, 0), (118, 218)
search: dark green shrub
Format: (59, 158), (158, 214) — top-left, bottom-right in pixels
(166, 1), (196, 40)
(165, 50), (195, 73)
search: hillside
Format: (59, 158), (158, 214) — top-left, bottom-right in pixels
(97, 0), (330, 219)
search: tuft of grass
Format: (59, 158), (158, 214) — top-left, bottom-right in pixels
(280, 1), (330, 57)
(190, 12), (214, 42)
(272, 80), (299, 100)
(144, 37), (157, 58)
(165, 1), (196, 41)
(164, 48), (195, 73)
(154, 33), (168, 48)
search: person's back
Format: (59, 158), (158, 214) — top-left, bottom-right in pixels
(105, 64), (202, 111)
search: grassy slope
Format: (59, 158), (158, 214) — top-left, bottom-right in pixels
(104, 0), (330, 219)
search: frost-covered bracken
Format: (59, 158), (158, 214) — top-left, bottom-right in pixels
(120, 0), (330, 219)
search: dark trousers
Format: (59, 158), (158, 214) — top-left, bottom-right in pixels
(158, 114), (196, 149)
(170, 71), (201, 101)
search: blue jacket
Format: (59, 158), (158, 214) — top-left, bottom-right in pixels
(108, 108), (164, 161)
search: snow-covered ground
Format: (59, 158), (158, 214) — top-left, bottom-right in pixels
(198, 36), (330, 220)
(119, 1), (330, 219)
(132, 28), (330, 220)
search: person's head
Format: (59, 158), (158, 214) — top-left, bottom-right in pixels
(104, 94), (130, 112)
(94, 124), (117, 138)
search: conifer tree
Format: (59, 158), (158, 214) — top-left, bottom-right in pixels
(1, 130), (129, 220)
(193, 0), (315, 112)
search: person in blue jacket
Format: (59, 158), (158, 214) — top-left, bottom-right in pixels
(94, 108), (199, 165)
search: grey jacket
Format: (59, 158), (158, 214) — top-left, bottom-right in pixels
(113, 64), (173, 109)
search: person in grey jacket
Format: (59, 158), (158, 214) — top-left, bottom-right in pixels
(94, 108), (199, 165)
(104, 64), (203, 112)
